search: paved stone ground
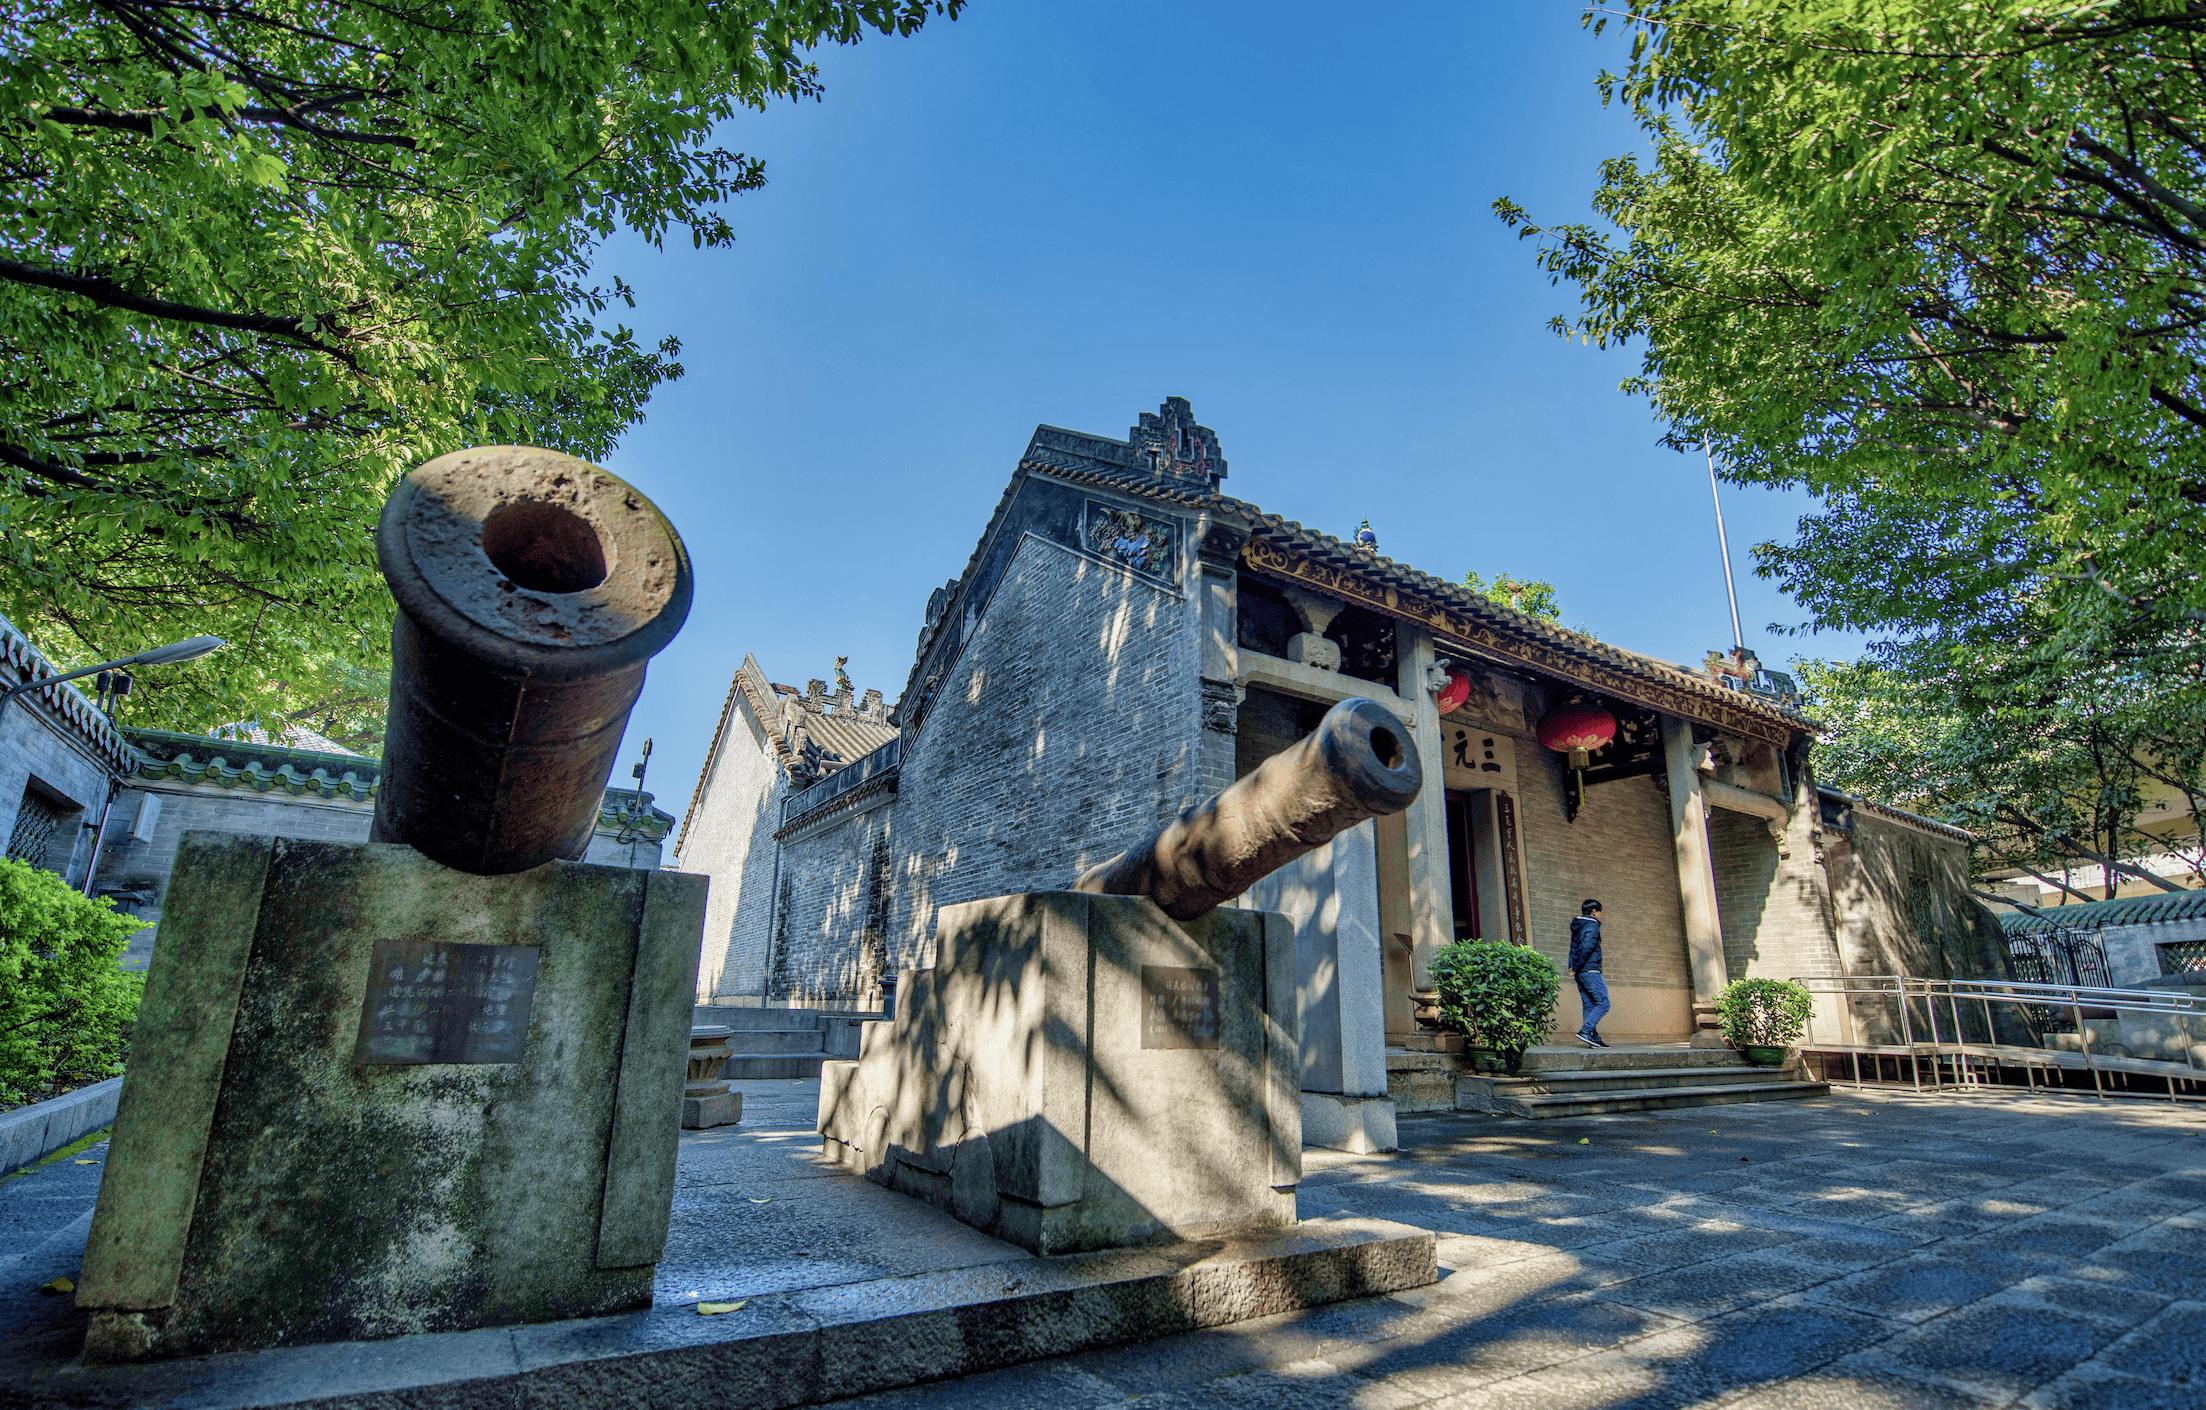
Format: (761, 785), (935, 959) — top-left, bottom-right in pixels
(822, 1087), (2205, 1410)
(5, 1082), (2199, 1408)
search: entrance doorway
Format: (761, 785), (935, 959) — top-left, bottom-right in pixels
(1445, 790), (1482, 940)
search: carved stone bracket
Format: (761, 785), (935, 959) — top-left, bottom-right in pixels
(1200, 677), (1241, 734)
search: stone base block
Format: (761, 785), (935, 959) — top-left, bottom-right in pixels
(74, 834), (707, 1363)
(30, 1218), (1437, 1410)
(1299, 1092), (1397, 1153)
(683, 1089), (743, 1130)
(1689, 1030), (1734, 1049)
(819, 891), (1300, 1255)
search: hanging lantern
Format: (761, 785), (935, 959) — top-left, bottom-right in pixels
(1537, 702), (1617, 823)
(1537, 702), (1617, 768)
(1434, 668), (1472, 716)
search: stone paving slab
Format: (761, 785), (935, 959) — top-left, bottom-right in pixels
(0, 1080), (1432, 1409)
(7, 1079), (2202, 1409)
(810, 1087), (2203, 1410)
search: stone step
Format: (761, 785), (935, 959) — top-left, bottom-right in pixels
(718, 1053), (828, 1080)
(720, 1028), (831, 1055)
(692, 1006), (826, 1031)
(1516, 1047), (1757, 1073)
(1464, 1065), (1796, 1097)
(1460, 1079), (1830, 1119)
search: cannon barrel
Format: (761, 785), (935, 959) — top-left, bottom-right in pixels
(1072, 696), (1421, 920)
(371, 446), (693, 875)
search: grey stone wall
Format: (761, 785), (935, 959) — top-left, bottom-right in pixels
(673, 701), (787, 1000)
(96, 780), (664, 972)
(1514, 745), (1692, 992)
(884, 530), (1202, 961)
(762, 528), (1204, 1002)
(0, 696), (116, 887)
(1710, 804), (1838, 986)
(1825, 806), (1986, 981)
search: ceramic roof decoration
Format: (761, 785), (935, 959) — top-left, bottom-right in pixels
(2000, 889), (2206, 935)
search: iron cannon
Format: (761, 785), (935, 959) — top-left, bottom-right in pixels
(371, 445), (693, 874)
(1072, 695), (1422, 919)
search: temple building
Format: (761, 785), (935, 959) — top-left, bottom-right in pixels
(677, 398), (1995, 1140)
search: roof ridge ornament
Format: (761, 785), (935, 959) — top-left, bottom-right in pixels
(1129, 396), (1226, 491)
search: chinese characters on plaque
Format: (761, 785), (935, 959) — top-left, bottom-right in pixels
(353, 941), (541, 1066)
(1140, 965), (1222, 1050)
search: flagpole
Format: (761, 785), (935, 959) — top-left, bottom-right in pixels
(1704, 437), (1745, 651)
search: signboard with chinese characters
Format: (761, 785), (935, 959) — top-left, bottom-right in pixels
(353, 940), (540, 1066)
(1140, 965), (1221, 1050)
(1442, 725), (1517, 790)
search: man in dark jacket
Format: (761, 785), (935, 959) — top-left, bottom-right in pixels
(1568, 899), (1609, 1048)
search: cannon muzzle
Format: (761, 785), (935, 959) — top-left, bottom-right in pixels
(1072, 696), (1421, 920)
(372, 446), (692, 874)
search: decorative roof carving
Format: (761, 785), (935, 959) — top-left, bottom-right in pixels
(1128, 396), (1226, 491)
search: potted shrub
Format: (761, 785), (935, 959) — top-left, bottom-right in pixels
(1429, 939), (1560, 1074)
(1714, 977), (1814, 1066)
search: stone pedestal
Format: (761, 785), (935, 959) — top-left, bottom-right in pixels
(75, 832), (706, 1363)
(682, 1026), (742, 1129)
(819, 891), (1299, 1255)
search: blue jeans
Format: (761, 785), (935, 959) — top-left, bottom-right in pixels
(1575, 971), (1610, 1037)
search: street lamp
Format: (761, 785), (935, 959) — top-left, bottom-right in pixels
(0, 634), (226, 728)
(0, 634), (225, 895)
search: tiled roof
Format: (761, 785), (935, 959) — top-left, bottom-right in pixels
(676, 653), (898, 856)
(2000, 888), (2206, 934)
(208, 720), (366, 756)
(127, 727), (382, 801)
(0, 615), (135, 772)
(125, 727), (676, 838)
(1008, 423), (1811, 742)
(1816, 785), (1974, 844)
(598, 787), (674, 843)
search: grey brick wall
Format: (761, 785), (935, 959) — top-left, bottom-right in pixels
(98, 778), (667, 973)
(0, 699), (115, 887)
(1825, 804), (1983, 981)
(94, 785), (374, 968)
(770, 800), (895, 1001)
(887, 531), (1202, 961)
(1514, 743), (1692, 990)
(760, 530), (1203, 1002)
(1711, 807), (1837, 984)
(674, 702), (787, 1000)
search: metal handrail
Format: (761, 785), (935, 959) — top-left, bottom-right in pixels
(1787, 973), (2206, 1101)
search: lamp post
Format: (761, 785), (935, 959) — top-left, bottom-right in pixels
(0, 634), (227, 729)
(0, 634), (227, 894)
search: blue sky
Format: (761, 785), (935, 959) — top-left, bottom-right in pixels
(594, 2), (1870, 820)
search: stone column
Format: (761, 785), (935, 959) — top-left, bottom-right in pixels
(1394, 624), (1451, 992)
(1660, 715), (1729, 1041)
(1194, 520), (1245, 802)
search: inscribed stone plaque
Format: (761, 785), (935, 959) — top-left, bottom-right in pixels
(354, 940), (540, 1065)
(1141, 965), (1221, 1050)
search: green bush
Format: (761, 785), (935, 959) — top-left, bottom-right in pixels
(1429, 939), (1561, 1054)
(1715, 977), (1814, 1048)
(0, 858), (147, 1106)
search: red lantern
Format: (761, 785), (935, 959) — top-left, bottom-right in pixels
(1435, 669), (1472, 716)
(1537, 703), (1617, 769)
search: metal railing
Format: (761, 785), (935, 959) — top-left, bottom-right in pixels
(1789, 974), (2206, 1101)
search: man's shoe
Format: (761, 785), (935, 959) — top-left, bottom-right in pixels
(1589, 1035), (1609, 1048)
(1578, 1033), (1599, 1047)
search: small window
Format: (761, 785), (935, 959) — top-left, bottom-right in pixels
(6, 788), (71, 869)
